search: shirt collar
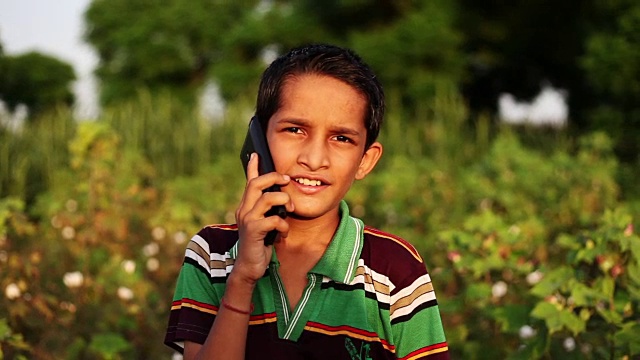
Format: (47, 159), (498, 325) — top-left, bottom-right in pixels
(229, 201), (364, 284)
(311, 201), (364, 283)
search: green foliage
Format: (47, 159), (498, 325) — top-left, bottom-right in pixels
(85, 0), (260, 104)
(0, 108), (77, 205)
(83, 0), (465, 106)
(580, 1), (640, 161)
(433, 137), (638, 359)
(0, 51), (76, 115)
(350, 0), (464, 109)
(1, 80), (639, 359)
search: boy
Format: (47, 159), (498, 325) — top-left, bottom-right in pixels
(165, 44), (449, 359)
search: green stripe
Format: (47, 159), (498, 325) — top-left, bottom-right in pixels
(173, 262), (223, 304)
(392, 305), (447, 358)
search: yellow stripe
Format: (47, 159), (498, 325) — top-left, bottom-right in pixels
(364, 229), (423, 263)
(304, 326), (396, 353)
(172, 302), (277, 325)
(248, 316), (278, 325)
(172, 302), (218, 315)
(406, 346), (449, 359)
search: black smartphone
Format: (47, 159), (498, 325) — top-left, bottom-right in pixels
(240, 116), (287, 245)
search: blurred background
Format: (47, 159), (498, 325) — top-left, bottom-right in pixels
(1, 0), (639, 359)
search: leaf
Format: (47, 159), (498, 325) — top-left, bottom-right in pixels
(614, 323), (640, 355)
(506, 330), (547, 360)
(0, 318), (11, 340)
(531, 302), (563, 334)
(530, 266), (573, 297)
(491, 304), (532, 333)
(596, 276), (616, 300)
(596, 307), (624, 326)
(531, 302), (585, 336)
(629, 238), (640, 262)
(465, 283), (492, 306)
(559, 309), (586, 336)
(569, 280), (607, 306)
(88, 333), (131, 357)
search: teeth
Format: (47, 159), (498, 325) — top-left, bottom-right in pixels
(296, 178), (322, 186)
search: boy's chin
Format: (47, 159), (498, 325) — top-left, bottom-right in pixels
(287, 202), (341, 221)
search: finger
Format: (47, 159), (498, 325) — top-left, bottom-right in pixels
(240, 173), (290, 215)
(246, 152), (259, 181)
(247, 172), (291, 191)
(246, 192), (291, 219)
(238, 153), (261, 217)
(245, 216), (290, 243)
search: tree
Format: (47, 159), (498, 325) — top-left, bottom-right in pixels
(456, 0), (591, 115)
(580, 1), (640, 162)
(84, 0), (465, 110)
(0, 51), (76, 116)
(84, 0), (260, 105)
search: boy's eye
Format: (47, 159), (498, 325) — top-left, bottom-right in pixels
(285, 127), (302, 134)
(335, 135), (353, 143)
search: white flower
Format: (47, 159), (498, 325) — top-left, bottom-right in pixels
(151, 227), (166, 240)
(142, 242), (159, 257)
(50, 215), (62, 229)
(65, 199), (78, 212)
(519, 325), (536, 339)
(63, 271), (84, 288)
(173, 231), (187, 245)
(526, 270), (544, 285)
(563, 337), (576, 352)
(122, 260), (136, 274)
(62, 226), (76, 240)
(492, 281), (508, 298)
(5, 283), (21, 300)
(117, 286), (134, 300)
(146, 258), (160, 272)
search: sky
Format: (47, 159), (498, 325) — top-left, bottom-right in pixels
(0, 0), (99, 118)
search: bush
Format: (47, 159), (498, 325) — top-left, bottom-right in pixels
(1, 92), (638, 359)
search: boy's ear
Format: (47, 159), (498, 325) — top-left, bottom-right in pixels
(355, 142), (383, 180)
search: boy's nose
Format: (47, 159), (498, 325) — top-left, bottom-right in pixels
(297, 137), (330, 171)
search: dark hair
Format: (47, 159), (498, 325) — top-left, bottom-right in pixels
(256, 44), (385, 149)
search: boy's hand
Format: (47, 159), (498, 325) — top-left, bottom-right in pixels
(232, 153), (293, 286)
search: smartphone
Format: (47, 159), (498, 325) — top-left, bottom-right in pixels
(240, 116), (287, 245)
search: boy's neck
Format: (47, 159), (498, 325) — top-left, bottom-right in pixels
(276, 207), (341, 252)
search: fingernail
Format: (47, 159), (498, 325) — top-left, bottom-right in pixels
(283, 175), (290, 181)
(251, 153), (257, 160)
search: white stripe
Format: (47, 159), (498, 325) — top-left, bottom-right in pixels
(273, 268), (290, 324)
(210, 252), (228, 262)
(185, 248), (210, 273)
(284, 274), (316, 339)
(345, 217), (362, 283)
(185, 249), (230, 278)
(191, 235), (210, 255)
(323, 262), (393, 305)
(351, 262), (392, 304)
(389, 290), (437, 321)
(390, 273), (432, 304)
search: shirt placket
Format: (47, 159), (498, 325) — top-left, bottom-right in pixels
(270, 262), (322, 341)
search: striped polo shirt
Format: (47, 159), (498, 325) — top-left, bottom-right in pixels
(165, 201), (449, 359)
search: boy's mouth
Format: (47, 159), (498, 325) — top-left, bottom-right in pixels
(294, 177), (324, 187)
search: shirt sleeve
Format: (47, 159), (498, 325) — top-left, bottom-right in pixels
(164, 228), (231, 353)
(389, 256), (450, 359)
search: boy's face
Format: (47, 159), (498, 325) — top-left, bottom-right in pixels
(266, 74), (382, 220)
